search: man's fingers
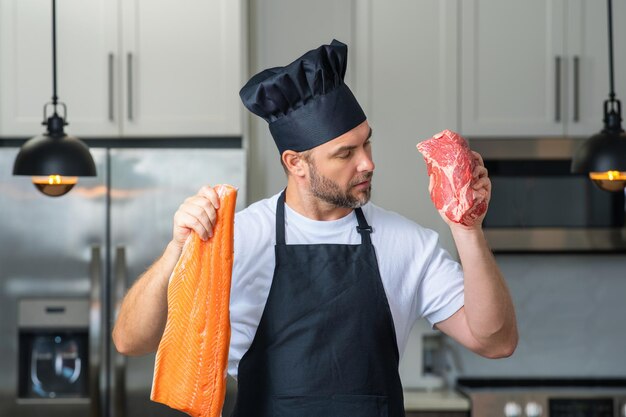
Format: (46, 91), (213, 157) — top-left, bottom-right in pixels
(473, 164), (488, 179)
(472, 176), (491, 191)
(471, 151), (485, 167)
(174, 210), (212, 241)
(473, 187), (489, 201)
(183, 196), (218, 229)
(197, 185), (221, 210)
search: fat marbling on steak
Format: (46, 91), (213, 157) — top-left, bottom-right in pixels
(416, 130), (487, 226)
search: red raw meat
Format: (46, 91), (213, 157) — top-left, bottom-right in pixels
(416, 130), (487, 226)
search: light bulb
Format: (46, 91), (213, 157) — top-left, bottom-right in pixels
(589, 171), (626, 192)
(32, 175), (78, 197)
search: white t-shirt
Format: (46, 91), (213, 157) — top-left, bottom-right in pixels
(228, 192), (464, 378)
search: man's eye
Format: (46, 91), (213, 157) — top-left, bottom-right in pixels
(338, 151), (352, 159)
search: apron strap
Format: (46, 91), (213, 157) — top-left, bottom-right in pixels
(275, 190), (372, 245)
(354, 207), (372, 245)
(276, 190), (287, 245)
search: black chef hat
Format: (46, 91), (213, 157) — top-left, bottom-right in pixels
(240, 39), (366, 155)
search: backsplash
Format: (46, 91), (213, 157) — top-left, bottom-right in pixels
(445, 254), (626, 379)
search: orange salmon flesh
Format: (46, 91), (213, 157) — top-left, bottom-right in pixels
(151, 184), (237, 417)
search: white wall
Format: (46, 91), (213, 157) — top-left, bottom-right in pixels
(449, 254), (626, 378)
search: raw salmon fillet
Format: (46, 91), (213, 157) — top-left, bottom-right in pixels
(416, 130), (487, 226)
(151, 184), (237, 417)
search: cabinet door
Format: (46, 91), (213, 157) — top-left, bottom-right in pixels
(460, 0), (566, 136)
(0, 0), (119, 137)
(368, 0), (459, 252)
(120, 0), (243, 136)
(566, 0), (626, 137)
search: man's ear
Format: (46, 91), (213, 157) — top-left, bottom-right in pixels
(282, 150), (307, 177)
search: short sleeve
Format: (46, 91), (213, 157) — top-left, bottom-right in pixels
(416, 230), (465, 327)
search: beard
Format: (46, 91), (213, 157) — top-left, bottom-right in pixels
(307, 161), (373, 209)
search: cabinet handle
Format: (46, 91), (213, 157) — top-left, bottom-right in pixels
(573, 55), (580, 122)
(108, 53), (114, 121)
(127, 53), (133, 121)
(555, 56), (561, 122)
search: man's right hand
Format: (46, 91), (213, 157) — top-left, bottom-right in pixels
(172, 185), (222, 250)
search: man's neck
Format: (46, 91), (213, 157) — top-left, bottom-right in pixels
(284, 180), (353, 221)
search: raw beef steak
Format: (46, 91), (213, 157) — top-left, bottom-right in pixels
(416, 130), (487, 226)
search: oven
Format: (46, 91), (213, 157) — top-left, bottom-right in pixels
(470, 138), (626, 252)
(458, 378), (626, 417)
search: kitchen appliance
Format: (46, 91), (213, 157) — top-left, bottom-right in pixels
(471, 137), (626, 252)
(458, 378), (626, 417)
(17, 299), (89, 401)
(0, 143), (245, 417)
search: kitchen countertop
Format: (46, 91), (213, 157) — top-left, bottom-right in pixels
(403, 388), (470, 411)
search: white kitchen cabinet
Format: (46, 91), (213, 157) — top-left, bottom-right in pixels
(363, 0), (460, 254)
(460, 0), (626, 137)
(0, 0), (243, 137)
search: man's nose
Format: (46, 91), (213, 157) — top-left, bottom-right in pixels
(358, 152), (375, 172)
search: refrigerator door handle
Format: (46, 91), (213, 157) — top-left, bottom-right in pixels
(113, 246), (127, 417)
(89, 246), (103, 417)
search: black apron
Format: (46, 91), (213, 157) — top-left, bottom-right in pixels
(231, 192), (405, 417)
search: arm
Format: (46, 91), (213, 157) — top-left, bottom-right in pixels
(112, 185), (221, 356)
(435, 152), (518, 358)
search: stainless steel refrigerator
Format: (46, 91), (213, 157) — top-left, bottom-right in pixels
(0, 145), (246, 417)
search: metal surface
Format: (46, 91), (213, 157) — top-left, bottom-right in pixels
(18, 298), (91, 407)
(109, 148), (245, 417)
(18, 299), (89, 329)
(112, 247), (126, 417)
(484, 228), (626, 252)
(0, 147), (107, 417)
(573, 55), (580, 122)
(469, 137), (585, 160)
(127, 53), (133, 121)
(109, 53), (115, 122)
(463, 388), (626, 417)
(555, 56), (561, 122)
(1, 146), (245, 416)
(90, 246), (103, 417)
(469, 138), (626, 252)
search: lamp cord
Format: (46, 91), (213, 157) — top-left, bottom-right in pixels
(608, 0), (616, 102)
(51, 0), (58, 112)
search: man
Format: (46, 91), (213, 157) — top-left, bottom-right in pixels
(113, 40), (517, 417)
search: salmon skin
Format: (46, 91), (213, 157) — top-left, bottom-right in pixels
(151, 184), (237, 417)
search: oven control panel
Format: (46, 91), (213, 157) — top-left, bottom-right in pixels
(550, 398), (613, 417)
(467, 391), (626, 417)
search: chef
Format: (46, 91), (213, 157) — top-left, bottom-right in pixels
(113, 39), (518, 417)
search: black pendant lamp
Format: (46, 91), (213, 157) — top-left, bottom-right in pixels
(571, 0), (626, 192)
(12, 0), (96, 197)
